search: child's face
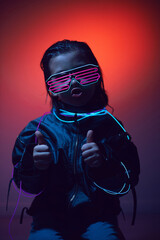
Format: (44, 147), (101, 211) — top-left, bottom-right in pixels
(48, 51), (96, 107)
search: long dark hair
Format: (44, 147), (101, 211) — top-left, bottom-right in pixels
(40, 40), (109, 110)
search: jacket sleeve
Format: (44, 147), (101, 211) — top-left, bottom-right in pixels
(12, 122), (50, 194)
(86, 132), (140, 196)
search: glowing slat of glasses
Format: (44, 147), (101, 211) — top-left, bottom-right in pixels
(46, 65), (100, 94)
(48, 78), (71, 93)
(76, 72), (100, 85)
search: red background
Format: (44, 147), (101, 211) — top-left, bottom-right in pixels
(0, 0), (160, 239)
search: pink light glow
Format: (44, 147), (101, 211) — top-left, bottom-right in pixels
(78, 73), (100, 84)
(47, 67), (100, 94)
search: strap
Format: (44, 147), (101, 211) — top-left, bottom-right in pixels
(131, 187), (137, 225)
(20, 207), (29, 224)
(6, 178), (14, 211)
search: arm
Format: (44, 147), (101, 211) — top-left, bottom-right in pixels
(12, 123), (53, 194)
(82, 130), (140, 196)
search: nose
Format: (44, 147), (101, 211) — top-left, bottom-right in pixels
(70, 76), (80, 86)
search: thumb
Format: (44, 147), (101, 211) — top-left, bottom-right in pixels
(86, 130), (94, 143)
(35, 131), (46, 145)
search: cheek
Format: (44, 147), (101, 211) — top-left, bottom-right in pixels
(56, 92), (68, 101)
(83, 85), (96, 96)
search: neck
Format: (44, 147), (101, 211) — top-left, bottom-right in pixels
(53, 100), (105, 113)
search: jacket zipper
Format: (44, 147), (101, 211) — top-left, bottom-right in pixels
(69, 115), (79, 206)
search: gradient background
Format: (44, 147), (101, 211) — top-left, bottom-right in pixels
(0, 0), (160, 239)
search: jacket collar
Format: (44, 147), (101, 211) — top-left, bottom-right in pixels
(53, 107), (108, 123)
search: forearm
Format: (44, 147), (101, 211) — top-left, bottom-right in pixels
(86, 133), (140, 195)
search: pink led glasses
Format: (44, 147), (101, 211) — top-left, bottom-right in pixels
(46, 64), (100, 95)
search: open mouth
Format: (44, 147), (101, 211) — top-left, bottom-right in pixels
(71, 88), (82, 97)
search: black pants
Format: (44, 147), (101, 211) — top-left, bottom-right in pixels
(28, 211), (125, 240)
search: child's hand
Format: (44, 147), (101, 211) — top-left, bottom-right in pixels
(81, 130), (103, 168)
(33, 131), (52, 170)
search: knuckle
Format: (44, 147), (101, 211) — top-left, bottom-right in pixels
(44, 145), (49, 151)
(34, 145), (39, 151)
(81, 143), (86, 149)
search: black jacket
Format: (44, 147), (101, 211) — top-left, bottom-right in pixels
(12, 108), (140, 219)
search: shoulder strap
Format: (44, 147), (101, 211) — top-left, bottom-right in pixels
(6, 178), (14, 211)
(131, 187), (137, 225)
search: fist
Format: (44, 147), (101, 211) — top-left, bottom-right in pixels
(33, 131), (52, 170)
(81, 130), (103, 168)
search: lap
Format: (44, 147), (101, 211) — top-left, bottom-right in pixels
(81, 221), (125, 240)
(28, 228), (64, 240)
(28, 212), (125, 240)
(28, 220), (125, 240)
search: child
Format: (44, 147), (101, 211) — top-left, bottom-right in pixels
(12, 40), (140, 240)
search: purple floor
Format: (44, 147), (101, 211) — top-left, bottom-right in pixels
(1, 213), (160, 240)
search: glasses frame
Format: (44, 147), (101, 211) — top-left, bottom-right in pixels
(46, 64), (100, 95)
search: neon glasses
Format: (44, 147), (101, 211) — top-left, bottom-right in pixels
(46, 64), (100, 95)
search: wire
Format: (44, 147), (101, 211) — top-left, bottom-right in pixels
(54, 108), (131, 195)
(12, 111), (51, 197)
(9, 181), (22, 240)
(9, 112), (52, 239)
(53, 108), (108, 123)
(93, 162), (131, 195)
